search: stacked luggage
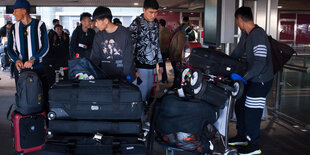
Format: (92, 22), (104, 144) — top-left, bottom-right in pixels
(149, 47), (248, 154)
(9, 71), (47, 154)
(42, 79), (147, 154)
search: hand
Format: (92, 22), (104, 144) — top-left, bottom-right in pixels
(15, 60), (24, 71)
(158, 67), (163, 74)
(230, 73), (247, 84)
(24, 60), (34, 69)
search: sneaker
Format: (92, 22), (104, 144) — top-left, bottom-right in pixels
(238, 144), (261, 155)
(228, 136), (248, 146)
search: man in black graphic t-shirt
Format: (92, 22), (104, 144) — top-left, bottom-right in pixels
(90, 6), (136, 82)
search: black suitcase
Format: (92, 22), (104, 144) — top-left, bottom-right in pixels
(187, 47), (247, 77)
(41, 136), (147, 155)
(48, 80), (143, 120)
(11, 111), (46, 154)
(48, 119), (142, 135)
(183, 80), (229, 109)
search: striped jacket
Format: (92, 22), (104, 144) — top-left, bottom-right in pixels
(231, 25), (273, 83)
(7, 19), (49, 69)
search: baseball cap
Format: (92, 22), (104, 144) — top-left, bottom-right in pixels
(10, 0), (30, 10)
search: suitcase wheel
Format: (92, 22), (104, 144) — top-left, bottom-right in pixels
(189, 70), (202, 89)
(231, 80), (244, 99)
(48, 111), (56, 120)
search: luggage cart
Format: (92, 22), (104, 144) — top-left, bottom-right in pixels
(147, 95), (238, 155)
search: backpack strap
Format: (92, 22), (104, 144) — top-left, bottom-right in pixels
(6, 104), (14, 121)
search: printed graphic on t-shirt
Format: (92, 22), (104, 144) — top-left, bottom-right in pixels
(101, 39), (122, 60)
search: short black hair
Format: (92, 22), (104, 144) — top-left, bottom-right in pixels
(52, 19), (59, 25)
(235, 6), (253, 22)
(159, 19), (166, 27)
(113, 18), (122, 25)
(183, 16), (189, 22)
(93, 6), (112, 22)
(54, 24), (63, 29)
(80, 12), (92, 21)
(143, 0), (159, 10)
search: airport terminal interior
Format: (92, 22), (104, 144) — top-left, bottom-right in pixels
(0, 0), (309, 154)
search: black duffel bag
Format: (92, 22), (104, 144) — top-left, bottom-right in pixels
(153, 94), (218, 153)
(183, 80), (229, 109)
(68, 58), (108, 80)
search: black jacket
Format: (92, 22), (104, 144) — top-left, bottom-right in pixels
(69, 25), (95, 59)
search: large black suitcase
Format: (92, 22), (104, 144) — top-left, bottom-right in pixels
(187, 47), (247, 77)
(48, 119), (141, 135)
(41, 136), (147, 155)
(48, 80), (143, 120)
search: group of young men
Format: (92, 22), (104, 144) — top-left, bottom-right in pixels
(6, 0), (273, 154)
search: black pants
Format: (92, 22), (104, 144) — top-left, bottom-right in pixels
(14, 65), (55, 110)
(235, 79), (273, 145)
(161, 53), (168, 83)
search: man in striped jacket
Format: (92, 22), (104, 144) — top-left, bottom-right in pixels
(228, 6), (274, 155)
(7, 0), (52, 105)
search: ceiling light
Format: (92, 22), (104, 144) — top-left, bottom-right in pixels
(169, 11), (173, 13)
(133, 3), (139, 6)
(190, 13), (194, 15)
(277, 6), (282, 9)
(163, 7), (167, 10)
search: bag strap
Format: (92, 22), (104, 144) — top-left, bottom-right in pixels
(112, 80), (120, 111)
(6, 104), (14, 121)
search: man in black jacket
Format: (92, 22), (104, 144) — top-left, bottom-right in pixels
(69, 12), (95, 59)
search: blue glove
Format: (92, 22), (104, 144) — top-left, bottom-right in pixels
(230, 73), (247, 84)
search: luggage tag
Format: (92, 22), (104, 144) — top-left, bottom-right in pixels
(93, 132), (103, 143)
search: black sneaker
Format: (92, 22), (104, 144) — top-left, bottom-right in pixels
(228, 136), (248, 146)
(238, 144), (261, 155)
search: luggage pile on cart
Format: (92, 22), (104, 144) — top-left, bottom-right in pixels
(147, 47), (247, 154)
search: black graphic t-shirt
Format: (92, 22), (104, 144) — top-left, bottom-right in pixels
(90, 26), (136, 81)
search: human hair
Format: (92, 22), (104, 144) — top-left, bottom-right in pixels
(54, 24), (63, 30)
(143, 0), (159, 10)
(80, 12), (92, 21)
(183, 16), (189, 22)
(159, 19), (166, 27)
(234, 6), (253, 22)
(93, 6), (112, 22)
(113, 18), (122, 25)
(52, 19), (59, 25)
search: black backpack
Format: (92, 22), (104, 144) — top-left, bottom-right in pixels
(15, 71), (44, 115)
(268, 36), (297, 74)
